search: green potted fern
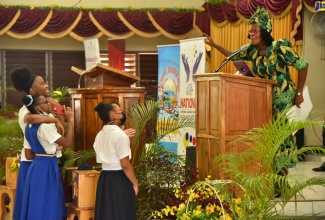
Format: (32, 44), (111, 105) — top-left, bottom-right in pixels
(0, 88), (23, 184)
(211, 109), (325, 219)
(149, 109), (325, 220)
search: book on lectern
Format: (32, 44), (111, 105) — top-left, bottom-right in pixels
(71, 63), (140, 88)
(71, 63), (104, 78)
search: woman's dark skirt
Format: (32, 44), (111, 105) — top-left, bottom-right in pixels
(94, 170), (136, 220)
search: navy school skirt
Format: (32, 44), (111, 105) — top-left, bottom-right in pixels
(94, 170), (136, 220)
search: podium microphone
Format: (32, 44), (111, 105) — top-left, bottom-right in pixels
(214, 45), (248, 73)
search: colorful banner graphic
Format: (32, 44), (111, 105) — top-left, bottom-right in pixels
(179, 37), (206, 150)
(157, 44), (180, 154)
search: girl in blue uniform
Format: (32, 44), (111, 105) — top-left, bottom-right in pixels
(10, 67), (64, 220)
(20, 94), (74, 220)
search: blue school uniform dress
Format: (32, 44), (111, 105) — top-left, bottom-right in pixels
(20, 123), (66, 220)
(13, 106), (33, 220)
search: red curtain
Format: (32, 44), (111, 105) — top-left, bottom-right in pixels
(0, 0), (314, 41)
(43, 10), (80, 33)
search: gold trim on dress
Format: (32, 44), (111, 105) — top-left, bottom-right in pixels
(35, 154), (56, 157)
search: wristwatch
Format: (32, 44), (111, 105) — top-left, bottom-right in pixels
(297, 92), (302, 96)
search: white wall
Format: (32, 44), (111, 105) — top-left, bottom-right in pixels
(0, 34), (195, 52)
(302, 10), (325, 146)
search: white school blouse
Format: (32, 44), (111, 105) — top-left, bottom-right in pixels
(18, 106), (32, 161)
(33, 123), (61, 154)
(93, 125), (131, 171)
(20, 105), (61, 160)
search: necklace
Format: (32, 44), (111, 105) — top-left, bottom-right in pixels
(106, 121), (113, 125)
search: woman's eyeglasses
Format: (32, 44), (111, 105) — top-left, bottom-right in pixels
(248, 29), (261, 35)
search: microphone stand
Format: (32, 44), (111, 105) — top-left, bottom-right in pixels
(214, 57), (230, 73)
(213, 45), (247, 73)
(78, 75), (83, 89)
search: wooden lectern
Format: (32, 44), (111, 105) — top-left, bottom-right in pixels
(193, 73), (277, 180)
(71, 63), (140, 89)
(69, 64), (145, 153)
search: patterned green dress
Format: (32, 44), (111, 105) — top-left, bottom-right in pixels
(237, 38), (308, 170)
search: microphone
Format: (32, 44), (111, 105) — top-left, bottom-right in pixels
(214, 45), (248, 73)
(226, 45), (248, 61)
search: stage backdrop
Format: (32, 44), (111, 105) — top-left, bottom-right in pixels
(157, 44), (180, 155)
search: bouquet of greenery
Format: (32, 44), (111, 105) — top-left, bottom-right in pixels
(150, 177), (244, 220)
(50, 86), (69, 104)
(10, 157), (20, 173)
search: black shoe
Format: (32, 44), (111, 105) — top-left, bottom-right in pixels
(312, 162), (325, 172)
(274, 193), (281, 198)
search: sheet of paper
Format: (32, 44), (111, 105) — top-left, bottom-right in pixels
(286, 86), (313, 134)
(287, 86), (313, 122)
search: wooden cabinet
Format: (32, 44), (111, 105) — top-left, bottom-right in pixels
(69, 87), (145, 153)
(193, 73), (276, 179)
(72, 170), (100, 208)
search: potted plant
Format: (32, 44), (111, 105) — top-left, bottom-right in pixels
(50, 86), (70, 104)
(211, 109), (325, 219)
(0, 94), (23, 184)
(62, 100), (196, 219)
(150, 108), (325, 219)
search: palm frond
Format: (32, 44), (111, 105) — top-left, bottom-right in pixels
(128, 100), (161, 163)
(215, 108), (325, 176)
(62, 149), (96, 169)
(211, 108), (325, 219)
(128, 100), (195, 164)
(156, 114), (195, 142)
(0, 87), (15, 94)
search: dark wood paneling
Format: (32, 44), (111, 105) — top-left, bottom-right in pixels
(52, 51), (85, 89)
(4, 51), (158, 109)
(139, 54), (158, 101)
(52, 51), (85, 107)
(69, 88), (145, 153)
(6, 51), (46, 109)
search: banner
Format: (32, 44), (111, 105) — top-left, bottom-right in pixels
(157, 44), (180, 155)
(83, 38), (101, 88)
(179, 37), (206, 150)
(108, 38), (125, 71)
(83, 38), (101, 68)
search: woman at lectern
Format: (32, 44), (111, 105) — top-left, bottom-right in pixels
(93, 102), (138, 220)
(204, 7), (308, 191)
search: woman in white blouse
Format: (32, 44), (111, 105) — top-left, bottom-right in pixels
(93, 102), (138, 220)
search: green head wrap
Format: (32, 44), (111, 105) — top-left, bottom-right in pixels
(249, 7), (272, 33)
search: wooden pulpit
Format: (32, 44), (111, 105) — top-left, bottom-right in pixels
(69, 64), (145, 153)
(193, 73), (277, 180)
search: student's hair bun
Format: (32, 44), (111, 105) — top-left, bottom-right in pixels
(10, 67), (32, 91)
(22, 95), (33, 106)
(94, 102), (105, 112)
